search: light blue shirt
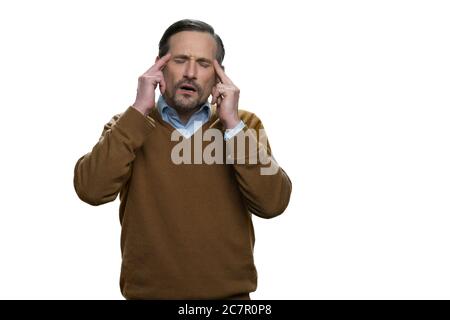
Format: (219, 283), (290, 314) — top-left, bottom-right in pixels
(156, 95), (245, 140)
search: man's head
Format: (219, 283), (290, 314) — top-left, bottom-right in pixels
(157, 19), (225, 115)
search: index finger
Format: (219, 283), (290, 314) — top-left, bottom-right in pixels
(154, 52), (172, 70)
(213, 59), (232, 84)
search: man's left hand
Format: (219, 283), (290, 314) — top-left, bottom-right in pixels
(211, 60), (241, 129)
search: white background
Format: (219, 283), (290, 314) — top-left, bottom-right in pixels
(0, 0), (449, 299)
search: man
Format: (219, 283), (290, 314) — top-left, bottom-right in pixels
(74, 19), (292, 300)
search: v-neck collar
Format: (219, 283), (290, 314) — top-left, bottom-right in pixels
(149, 102), (221, 138)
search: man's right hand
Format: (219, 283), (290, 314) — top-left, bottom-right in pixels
(132, 53), (171, 116)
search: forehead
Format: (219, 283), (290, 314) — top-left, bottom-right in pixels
(168, 31), (217, 59)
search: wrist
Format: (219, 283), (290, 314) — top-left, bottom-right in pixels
(132, 103), (152, 116)
(222, 115), (240, 130)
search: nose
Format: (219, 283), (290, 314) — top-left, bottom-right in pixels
(183, 58), (197, 80)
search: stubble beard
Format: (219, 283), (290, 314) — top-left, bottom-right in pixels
(165, 87), (207, 116)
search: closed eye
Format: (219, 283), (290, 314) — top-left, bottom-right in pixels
(173, 56), (211, 68)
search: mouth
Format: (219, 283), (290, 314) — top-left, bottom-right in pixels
(177, 83), (197, 95)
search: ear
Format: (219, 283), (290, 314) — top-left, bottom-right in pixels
(215, 65), (225, 83)
(209, 83), (216, 98)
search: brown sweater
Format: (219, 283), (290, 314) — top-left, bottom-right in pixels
(73, 104), (292, 299)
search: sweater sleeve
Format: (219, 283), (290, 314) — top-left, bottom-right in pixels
(225, 113), (292, 219)
(73, 106), (155, 206)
